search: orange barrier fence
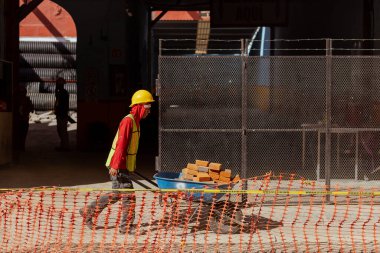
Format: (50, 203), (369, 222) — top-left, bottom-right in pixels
(1, 175), (380, 252)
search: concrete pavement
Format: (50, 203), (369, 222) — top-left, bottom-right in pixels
(0, 120), (156, 188)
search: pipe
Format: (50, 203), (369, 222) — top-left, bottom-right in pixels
(20, 54), (76, 68)
(19, 41), (76, 54)
(19, 68), (77, 82)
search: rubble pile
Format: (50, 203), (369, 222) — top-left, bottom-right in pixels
(29, 111), (77, 127)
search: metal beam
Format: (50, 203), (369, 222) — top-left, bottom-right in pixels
(18, 0), (44, 23)
(150, 10), (168, 29)
(146, 0), (210, 11)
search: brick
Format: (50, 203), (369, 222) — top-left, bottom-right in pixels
(220, 169), (232, 178)
(197, 166), (209, 172)
(195, 160), (209, 167)
(208, 168), (221, 174)
(195, 176), (211, 182)
(209, 171), (220, 180)
(209, 163), (222, 171)
(232, 174), (241, 183)
(183, 173), (194, 180)
(187, 163), (198, 171)
(215, 180), (228, 185)
(197, 172), (209, 177)
(219, 176), (231, 183)
(183, 168), (197, 176)
(187, 169), (198, 176)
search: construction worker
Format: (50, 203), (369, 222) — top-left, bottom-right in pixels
(79, 89), (154, 234)
(14, 85), (34, 152)
(54, 77), (70, 151)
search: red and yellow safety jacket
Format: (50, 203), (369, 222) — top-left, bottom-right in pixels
(105, 104), (146, 172)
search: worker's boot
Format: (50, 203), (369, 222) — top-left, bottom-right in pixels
(79, 207), (94, 230)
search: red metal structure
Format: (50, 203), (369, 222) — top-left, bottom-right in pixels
(19, 0), (76, 37)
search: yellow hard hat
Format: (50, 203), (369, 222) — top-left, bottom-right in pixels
(130, 89), (155, 107)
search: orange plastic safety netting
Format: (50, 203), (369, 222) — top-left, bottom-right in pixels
(1, 174), (380, 252)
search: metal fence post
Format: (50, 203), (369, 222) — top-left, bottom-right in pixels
(156, 77), (161, 173)
(241, 39), (248, 203)
(241, 39), (247, 179)
(325, 38), (332, 201)
(157, 40), (162, 173)
(159, 39), (162, 56)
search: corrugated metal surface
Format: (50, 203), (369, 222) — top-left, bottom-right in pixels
(20, 53), (76, 68)
(19, 40), (77, 110)
(19, 41), (76, 54)
(19, 68), (76, 82)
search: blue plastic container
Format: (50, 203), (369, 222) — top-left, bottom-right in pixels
(153, 172), (230, 202)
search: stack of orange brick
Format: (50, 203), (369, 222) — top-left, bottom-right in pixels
(179, 160), (241, 184)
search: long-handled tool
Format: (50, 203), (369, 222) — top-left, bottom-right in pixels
(129, 172), (158, 189)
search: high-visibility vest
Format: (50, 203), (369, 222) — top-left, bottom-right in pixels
(105, 114), (140, 172)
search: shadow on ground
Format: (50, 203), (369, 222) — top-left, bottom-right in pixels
(0, 122), (156, 188)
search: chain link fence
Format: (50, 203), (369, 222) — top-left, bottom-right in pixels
(157, 39), (380, 187)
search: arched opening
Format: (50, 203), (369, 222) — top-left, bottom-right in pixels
(18, 0), (77, 154)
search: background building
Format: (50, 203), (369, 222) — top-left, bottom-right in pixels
(1, 0), (379, 163)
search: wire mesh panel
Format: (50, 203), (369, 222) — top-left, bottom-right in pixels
(159, 56), (243, 175)
(247, 57), (326, 129)
(331, 56), (380, 181)
(246, 57), (326, 179)
(331, 57), (380, 128)
(158, 48), (380, 186)
(247, 131), (303, 178)
(159, 56), (242, 129)
(160, 132), (242, 173)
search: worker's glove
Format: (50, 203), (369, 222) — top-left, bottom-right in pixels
(109, 168), (118, 176)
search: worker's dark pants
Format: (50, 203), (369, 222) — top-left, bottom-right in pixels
(56, 117), (69, 148)
(85, 171), (136, 232)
